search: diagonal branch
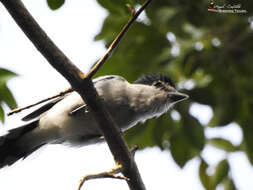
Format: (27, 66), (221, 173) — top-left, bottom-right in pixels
(1, 0), (152, 190)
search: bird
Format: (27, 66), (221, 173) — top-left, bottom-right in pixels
(0, 74), (188, 168)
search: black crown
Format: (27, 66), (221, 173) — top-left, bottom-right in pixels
(134, 73), (175, 88)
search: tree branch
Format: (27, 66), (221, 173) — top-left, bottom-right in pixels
(77, 164), (127, 190)
(1, 0), (152, 189)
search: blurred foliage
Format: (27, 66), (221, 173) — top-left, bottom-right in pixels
(90, 0), (253, 189)
(0, 68), (17, 123)
(37, 0), (253, 189)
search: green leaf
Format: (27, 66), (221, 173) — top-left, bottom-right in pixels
(199, 159), (212, 190)
(169, 103), (205, 168)
(183, 113), (205, 151)
(208, 138), (239, 152)
(47, 0), (65, 10)
(0, 83), (17, 109)
(199, 159), (230, 190)
(170, 129), (198, 168)
(152, 115), (174, 149)
(0, 68), (17, 124)
(175, 102), (205, 151)
(211, 159), (229, 188)
(96, 0), (132, 16)
(0, 68), (17, 84)
(0, 106), (4, 123)
(170, 132), (189, 167)
(224, 178), (237, 190)
(241, 120), (253, 165)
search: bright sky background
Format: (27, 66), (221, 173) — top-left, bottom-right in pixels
(0, 0), (253, 189)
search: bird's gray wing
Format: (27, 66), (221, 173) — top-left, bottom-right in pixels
(67, 75), (123, 116)
(22, 75), (124, 121)
(22, 96), (65, 121)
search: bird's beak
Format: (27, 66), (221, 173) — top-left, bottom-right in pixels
(169, 91), (189, 103)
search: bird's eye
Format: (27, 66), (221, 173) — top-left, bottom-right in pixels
(154, 81), (163, 87)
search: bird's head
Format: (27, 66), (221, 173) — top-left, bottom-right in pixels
(133, 73), (188, 119)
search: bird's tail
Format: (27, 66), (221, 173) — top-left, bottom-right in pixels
(0, 120), (38, 168)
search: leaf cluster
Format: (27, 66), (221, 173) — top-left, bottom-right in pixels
(0, 68), (17, 123)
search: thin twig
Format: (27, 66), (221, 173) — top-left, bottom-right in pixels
(77, 146), (139, 190)
(87, 0), (153, 78)
(7, 87), (73, 116)
(77, 165), (128, 190)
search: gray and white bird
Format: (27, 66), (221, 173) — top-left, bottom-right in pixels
(0, 74), (188, 168)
